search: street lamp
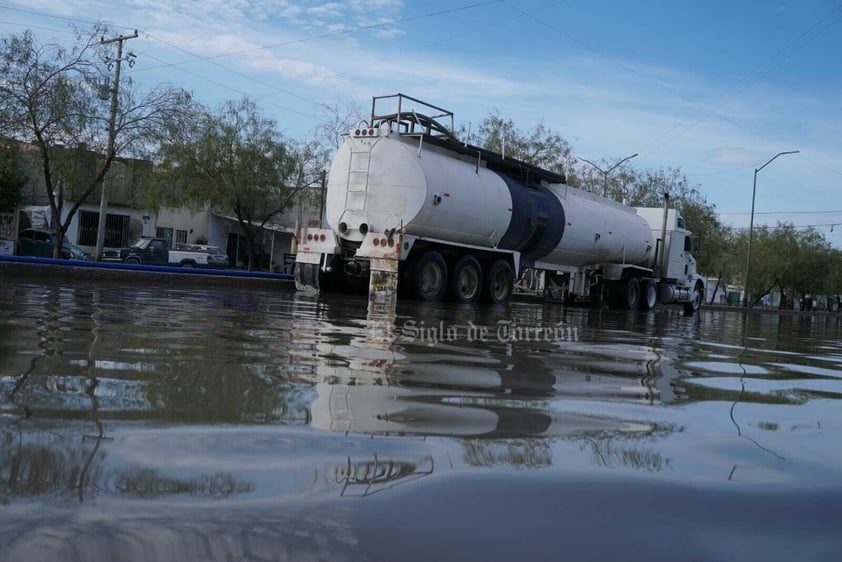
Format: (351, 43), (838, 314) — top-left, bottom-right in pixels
(577, 153), (639, 198)
(742, 150), (799, 307)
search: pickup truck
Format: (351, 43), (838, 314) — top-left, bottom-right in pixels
(102, 237), (225, 268)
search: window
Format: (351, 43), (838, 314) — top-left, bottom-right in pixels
(176, 229), (188, 245)
(150, 239), (167, 252)
(78, 211), (99, 246)
(156, 227), (173, 247)
(77, 210), (130, 247)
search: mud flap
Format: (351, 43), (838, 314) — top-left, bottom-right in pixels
(295, 262), (322, 292)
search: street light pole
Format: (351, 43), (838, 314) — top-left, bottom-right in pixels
(742, 150), (799, 308)
(577, 153), (639, 198)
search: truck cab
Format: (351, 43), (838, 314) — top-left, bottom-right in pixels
(110, 237), (169, 265)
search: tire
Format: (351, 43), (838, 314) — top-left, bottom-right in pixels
(640, 280), (658, 311)
(181, 261), (195, 268)
(449, 255), (483, 304)
(622, 277), (641, 310)
(411, 251), (448, 302)
(482, 259), (514, 304)
(684, 282), (703, 315)
(125, 257), (141, 265)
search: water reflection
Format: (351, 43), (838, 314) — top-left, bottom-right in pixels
(2, 281), (842, 496)
(3, 280), (842, 561)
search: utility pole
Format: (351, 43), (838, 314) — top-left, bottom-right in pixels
(94, 31), (137, 261)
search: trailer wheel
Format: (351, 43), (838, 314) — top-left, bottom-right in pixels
(483, 259), (514, 304)
(623, 277), (641, 310)
(449, 255), (483, 304)
(412, 251), (448, 302)
(640, 280), (658, 311)
(683, 282), (703, 315)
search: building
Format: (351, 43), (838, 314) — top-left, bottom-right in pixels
(11, 142), (317, 271)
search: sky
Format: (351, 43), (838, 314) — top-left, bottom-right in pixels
(2, 0), (841, 246)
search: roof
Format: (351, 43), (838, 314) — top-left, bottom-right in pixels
(213, 213), (296, 234)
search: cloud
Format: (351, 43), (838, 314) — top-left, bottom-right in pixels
(707, 148), (768, 167)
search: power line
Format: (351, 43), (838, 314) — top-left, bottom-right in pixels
(0, 19), (75, 35)
(165, 1), (507, 66)
(135, 1), (508, 120)
(719, 210), (842, 216)
(0, 5), (99, 25)
(638, 3), (842, 156)
(2, 2), (508, 123)
(501, 0), (842, 174)
(685, 164), (757, 177)
(731, 223), (840, 231)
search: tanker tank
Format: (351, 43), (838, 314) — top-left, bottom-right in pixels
(326, 129), (653, 270)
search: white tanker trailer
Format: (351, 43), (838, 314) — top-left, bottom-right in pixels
(296, 94), (704, 313)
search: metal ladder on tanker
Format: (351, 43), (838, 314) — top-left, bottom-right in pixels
(344, 145), (371, 216)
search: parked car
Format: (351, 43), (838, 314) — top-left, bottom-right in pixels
(175, 244), (229, 269)
(102, 237), (226, 268)
(16, 228), (87, 260)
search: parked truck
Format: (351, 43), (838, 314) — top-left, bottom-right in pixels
(102, 237), (225, 268)
(295, 94), (705, 313)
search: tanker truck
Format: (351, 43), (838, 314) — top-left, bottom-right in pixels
(295, 94), (705, 313)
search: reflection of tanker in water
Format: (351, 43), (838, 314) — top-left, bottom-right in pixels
(311, 381), (654, 438)
(306, 317), (684, 438)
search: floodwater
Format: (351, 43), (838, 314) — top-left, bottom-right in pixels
(1, 278), (842, 561)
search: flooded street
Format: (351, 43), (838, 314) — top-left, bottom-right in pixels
(1, 279), (842, 561)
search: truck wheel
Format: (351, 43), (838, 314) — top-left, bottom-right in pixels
(181, 261), (195, 268)
(482, 259), (514, 304)
(683, 282), (703, 315)
(640, 280), (658, 311)
(125, 257), (140, 265)
(411, 251), (448, 302)
(623, 277), (641, 310)
(449, 255), (483, 304)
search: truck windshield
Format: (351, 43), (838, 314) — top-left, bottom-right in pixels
(130, 239), (152, 249)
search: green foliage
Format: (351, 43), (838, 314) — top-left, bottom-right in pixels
(737, 223), (833, 307)
(823, 249), (842, 296)
(0, 144), (27, 212)
(152, 97), (328, 269)
(461, 110), (572, 175)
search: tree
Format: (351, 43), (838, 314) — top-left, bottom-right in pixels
(0, 142), (27, 212)
(738, 223), (832, 308)
(460, 110), (573, 176)
(311, 98), (365, 151)
(781, 226), (831, 303)
(0, 27), (191, 258)
(152, 98), (328, 270)
(823, 248), (842, 302)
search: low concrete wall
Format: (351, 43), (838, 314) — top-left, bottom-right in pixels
(0, 256), (296, 291)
